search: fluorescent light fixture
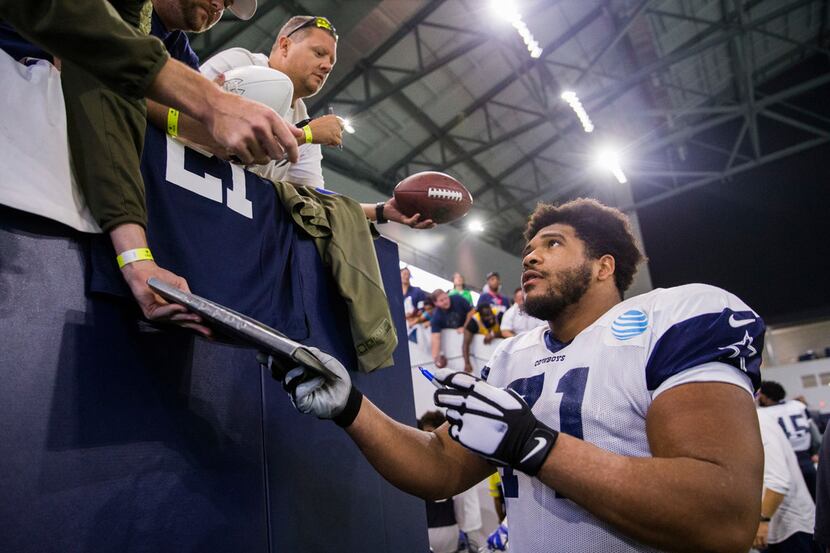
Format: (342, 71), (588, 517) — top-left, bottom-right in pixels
(596, 147), (628, 184)
(468, 220), (485, 233)
(561, 90), (594, 133)
(491, 0), (543, 59)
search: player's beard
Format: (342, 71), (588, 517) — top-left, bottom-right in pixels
(524, 261), (593, 322)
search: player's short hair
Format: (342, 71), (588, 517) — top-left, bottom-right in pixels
(418, 410), (446, 431)
(431, 289), (448, 302)
(760, 381), (786, 402)
(524, 198), (645, 295)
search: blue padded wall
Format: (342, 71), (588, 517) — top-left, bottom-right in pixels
(0, 206), (428, 553)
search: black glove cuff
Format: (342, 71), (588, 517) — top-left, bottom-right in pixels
(333, 386), (363, 428)
(514, 422), (559, 476)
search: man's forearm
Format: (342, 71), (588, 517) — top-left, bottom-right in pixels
(462, 331), (472, 364)
(535, 435), (756, 553)
(345, 397), (491, 500)
(147, 99), (221, 153)
(431, 333), (442, 360)
(109, 223), (149, 252)
(146, 58), (220, 126)
(761, 488), (785, 519)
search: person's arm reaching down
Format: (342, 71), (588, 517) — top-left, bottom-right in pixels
(110, 224), (210, 337)
(462, 327), (475, 374)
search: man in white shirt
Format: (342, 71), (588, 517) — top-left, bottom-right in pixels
(200, 15), (433, 229)
(755, 409), (818, 552)
(500, 287), (546, 337)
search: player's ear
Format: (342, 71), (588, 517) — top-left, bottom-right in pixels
(596, 254), (616, 282)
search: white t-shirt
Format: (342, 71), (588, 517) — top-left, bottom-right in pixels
(482, 283), (763, 552)
(500, 303), (546, 335)
(200, 47), (325, 189)
(757, 409), (816, 544)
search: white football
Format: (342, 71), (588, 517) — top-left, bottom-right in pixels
(221, 66), (294, 118)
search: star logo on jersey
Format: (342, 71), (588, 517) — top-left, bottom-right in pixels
(718, 331), (757, 372)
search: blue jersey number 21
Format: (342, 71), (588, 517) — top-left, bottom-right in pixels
(502, 366), (589, 498)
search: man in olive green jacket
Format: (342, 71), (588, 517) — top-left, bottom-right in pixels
(0, 0), (303, 332)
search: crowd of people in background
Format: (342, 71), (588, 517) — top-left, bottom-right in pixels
(401, 267), (547, 372)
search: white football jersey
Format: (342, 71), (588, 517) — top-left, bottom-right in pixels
(481, 284), (764, 552)
(759, 400), (812, 453)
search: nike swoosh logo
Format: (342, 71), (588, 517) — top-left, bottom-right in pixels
(728, 314), (755, 328)
(520, 436), (547, 464)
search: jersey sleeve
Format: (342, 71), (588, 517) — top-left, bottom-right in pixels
(465, 318), (480, 334)
(644, 284), (765, 392)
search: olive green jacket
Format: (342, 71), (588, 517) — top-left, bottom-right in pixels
(273, 182), (398, 373)
(0, 0), (168, 98)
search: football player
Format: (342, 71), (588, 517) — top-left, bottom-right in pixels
(274, 198), (765, 552)
(758, 381), (820, 500)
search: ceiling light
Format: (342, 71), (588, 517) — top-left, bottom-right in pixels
(596, 148), (627, 184)
(561, 90), (594, 133)
(490, 0), (543, 59)
(468, 220), (485, 233)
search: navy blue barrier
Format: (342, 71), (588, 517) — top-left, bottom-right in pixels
(0, 199), (427, 552)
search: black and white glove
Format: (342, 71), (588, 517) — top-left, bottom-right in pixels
(432, 370), (558, 475)
(258, 347), (363, 427)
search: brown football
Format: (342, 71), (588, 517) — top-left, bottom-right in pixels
(393, 171), (473, 225)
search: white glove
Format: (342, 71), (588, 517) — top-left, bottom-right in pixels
(433, 370), (558, 475)
(486, 520), (508, 551)
(260, 347), (362, 427)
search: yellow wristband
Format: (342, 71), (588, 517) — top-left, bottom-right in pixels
(303, 124), (313, 144)
(116, 248), (154, 268)
(167, 108), (180, 137)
